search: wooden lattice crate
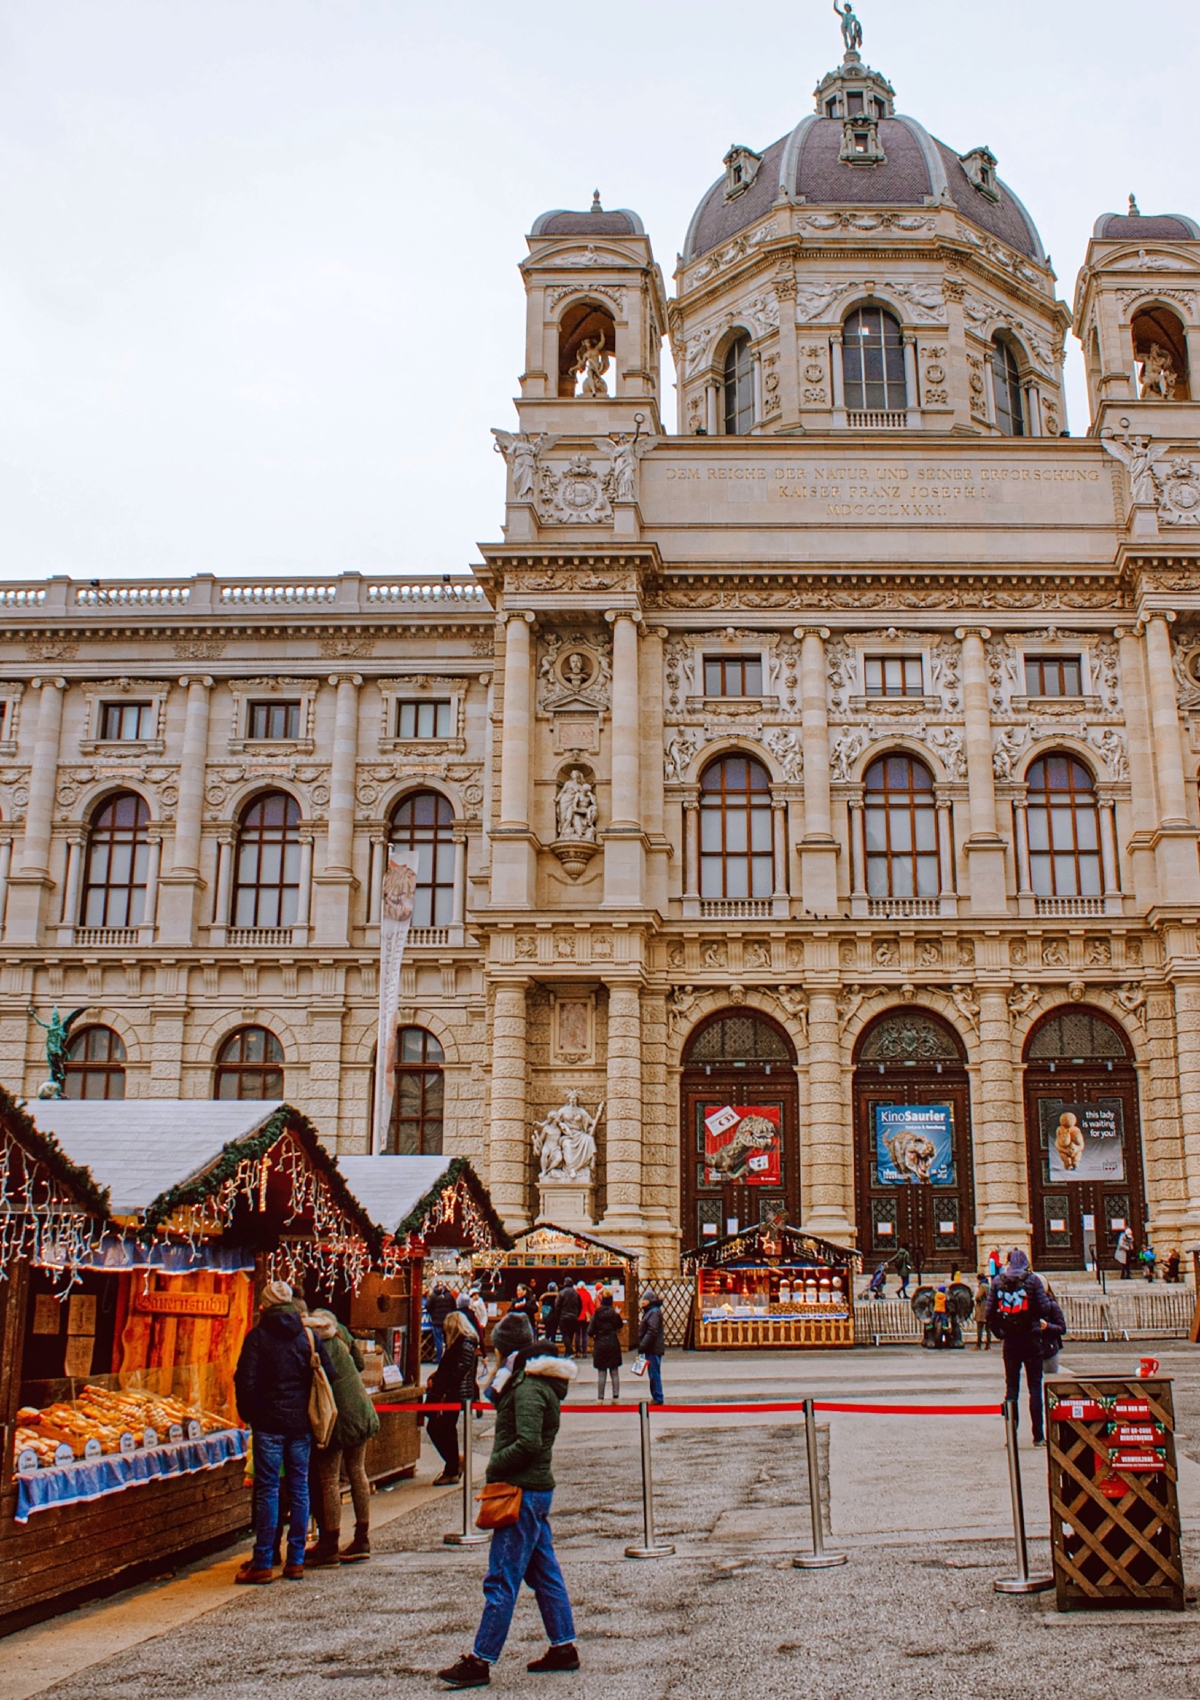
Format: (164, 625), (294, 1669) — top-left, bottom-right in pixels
(695, 1313), (853, 1350)
(1046, 1376), (1184, 1612)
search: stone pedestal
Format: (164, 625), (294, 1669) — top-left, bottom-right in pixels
(536, 1176), (596, 1230)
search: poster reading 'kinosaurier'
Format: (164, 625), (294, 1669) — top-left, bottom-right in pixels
(874, 1104), (955, 1186)
(1043, 1101), (1126, 1182)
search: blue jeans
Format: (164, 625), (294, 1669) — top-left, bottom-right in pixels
(474, 1488), (574, 1664)
(431, 1325), (445, 1363)
(252, 1431), (311, 1569)
(646, 1354), (664, 1404)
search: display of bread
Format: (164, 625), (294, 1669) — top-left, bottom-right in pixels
(14, 1385), (231, 1465)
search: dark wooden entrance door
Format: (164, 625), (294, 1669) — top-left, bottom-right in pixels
(680, 1011), (799, 1251)
(1023, 1009), (1145, 1271)
(853, 1010), (975, 1276)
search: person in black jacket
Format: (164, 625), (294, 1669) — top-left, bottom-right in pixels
(427, 1279), (458, 1364)
(985, 1249), (1064, 1447)
(233, 1280), (335, 1583)
(637, 1289), (666, 1406)
(587, 1291), (624, 1402)
(424, 1311), (479, 1485)
(554, 1279), (583, 1358)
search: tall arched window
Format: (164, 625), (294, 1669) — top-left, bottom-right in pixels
(843, 307), (907, 413)
(992, 337), (1024, 435)
(699, 755), (773, 899)
(389, 792), (455, 928)
(81, 792), (150, 927)
(232, 792), (301, 929)
(65, 1026), (126, 1100)
(864, 754), (939, 898)
(723, 333), (755, 435)
(392, 1027), (444, 1155)
(214, 1026), (284, 1100)
(1026, 755), (1101, 897)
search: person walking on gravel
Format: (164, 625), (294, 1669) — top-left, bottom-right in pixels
(986, 1249), (1063, 1447)
(438, 1312), (579, 1689)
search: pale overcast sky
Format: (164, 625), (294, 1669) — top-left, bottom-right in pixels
(0, 0), (1195, 582)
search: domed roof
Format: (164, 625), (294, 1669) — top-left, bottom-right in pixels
(682, 62), (1044, 265)
(1092, 211), (1199, 240)
(532, 195), (645, 238)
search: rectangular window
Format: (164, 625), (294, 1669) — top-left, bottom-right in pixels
(863, 656), (923, 697)
(99, 702), (154, 740)
(248, 700), (301, 740)
(1025, 655), (1082, 697)
(703, 656), (763, 697)
(396, 699), (453, 739)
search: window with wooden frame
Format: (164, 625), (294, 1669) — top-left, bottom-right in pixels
(396, 699), (453, 739)
(65, 1026), (127, 1100)
(214, 1026), (284, 1100)
(863, 655), (923, 697)
(992, 337), (1025, 436)
(723, 334), (755, 435)
(391, 1027), (444, 1155)
(81, 792), (151, 927)
(864, 754), (939, 898)
(843, 306), (907, 411)
(699, 754), (773, 899)
(1026, 754), (1102, 898)
(703, 655), (763, 697)
(247, 700), (302, 740)
(99, 702), (154, 741)
(1024, 655), (1083, 698)
(232, 792), (302, 928)
(389, 791), (455, 928)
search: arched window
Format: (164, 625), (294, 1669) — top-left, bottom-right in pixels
(864, 754), (938, 898)
(81, 792), (150, 927)
(389, 792), (455, 928)
(232, 792), (301, 929)
(65, 1026), (126, 1100)
(392, 1027), (444, 1155)
(843, 307), (907, 413)
(214, 1026), (284, 1100)
(992, 337), (1024, 436)
(723, 334), (755, 435)
(699, 755), (773, 899)
(1026, 755), (1101, 898)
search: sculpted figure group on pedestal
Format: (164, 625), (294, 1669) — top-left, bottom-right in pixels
(533, 1091), (603, 1184)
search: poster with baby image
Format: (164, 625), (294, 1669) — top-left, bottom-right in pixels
(703, 1104), (782, 1186)
(1043, 1102), (1126, 1182)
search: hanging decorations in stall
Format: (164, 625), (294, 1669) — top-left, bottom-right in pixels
(0, 1087), (108, 1285)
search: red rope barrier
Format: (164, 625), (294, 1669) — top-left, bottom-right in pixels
(376, 1399), (1005, 1417)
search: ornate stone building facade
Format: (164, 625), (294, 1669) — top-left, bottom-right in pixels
(6, 31), (1200, 1276)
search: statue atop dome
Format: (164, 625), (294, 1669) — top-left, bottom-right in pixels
(834, 0), (863, 54)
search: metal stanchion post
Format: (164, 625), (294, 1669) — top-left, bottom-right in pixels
(793, 1397), (847, 1569)
(994, 1399), (1053, 1594)
(444, 1402), (487, 1548)
(625, 1399), (675, 1559)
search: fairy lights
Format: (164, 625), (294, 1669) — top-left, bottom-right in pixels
(0, 1122), (98, 1291)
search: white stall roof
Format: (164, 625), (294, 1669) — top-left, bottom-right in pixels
(337, 1155), (452, 1236)
(29, 1100), (285, 1216)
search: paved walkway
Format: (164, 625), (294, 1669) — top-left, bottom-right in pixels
(5, 1343), (1200, 1699)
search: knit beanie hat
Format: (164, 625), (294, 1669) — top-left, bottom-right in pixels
(259, 1279), (293, 1310)
(492, 1310), (536, 1356)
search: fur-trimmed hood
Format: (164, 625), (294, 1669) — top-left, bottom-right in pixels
(523, 1354), (577, 1382)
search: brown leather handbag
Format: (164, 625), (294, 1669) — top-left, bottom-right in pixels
(476, 1482), (523, 1530)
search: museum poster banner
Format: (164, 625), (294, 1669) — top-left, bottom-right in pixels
(875, 1103), (955, 1186)
(703, 1104), (782, 1186)
(1043, 1101), (1126, 1182)
(372, 850), (421, 1153)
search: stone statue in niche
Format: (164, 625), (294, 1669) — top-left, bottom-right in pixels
(572, 334), (609, 397)
(533, 1091), (604, 1183)
(1139, 343), (1177, 399)
(556, 769), (597, 842)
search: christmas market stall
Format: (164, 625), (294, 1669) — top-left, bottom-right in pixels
(473, 1224), (638, 1345)
(0, 1095), (378, 1636)
(336, 1154), (510, 1482)
(682, 1218), (858, 1350)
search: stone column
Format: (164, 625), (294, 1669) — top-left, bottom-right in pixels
(1143, 613), (1200, 901)
(902, 335), (919, 419)
(313, 674), (361, 945)
(830, 335), (846, 418)
(956, 628), (1008, 912)
(603, 611), (645, 906)
(682, 797), (701, 916)
(771, 799), (789, 915)
(798, 627), (838, 913)
(1012, 797), (1034, 912)
(936, 797), (956, 913)
(803, 989), (854, 1239)
(599, 983), (644, 1241)
(1098, 797), (1121, 907)
(848, 798), (867, 913)
(159, 675), (212, 945)
(58, 836), (84, 933)
(139, 832), (162, 942)
(492, 612), (536, 908)
(212, 832), (234, 942)
(1117, 625), (1159, 906)
(1170, 980), (1200, 1236)
(295, 834), (314, 936)
(641, 626), (669, 913)
(489, 982), (531, 1231)
(7, 677), (66, 944)
(451, 831), (468, 945)
(973, 987), (1030, 1249)
(0, 833), (12, 940)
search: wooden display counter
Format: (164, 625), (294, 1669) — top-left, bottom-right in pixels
(683, 1220), (858, 1351)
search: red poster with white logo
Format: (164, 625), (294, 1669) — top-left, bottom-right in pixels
(703, 1104), (782, 1187)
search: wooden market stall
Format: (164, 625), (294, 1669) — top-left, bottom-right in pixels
(474, 1223), (639, 1346)
(0, 1094), (379, 1637)
(335, 1154), (510, 1483)
(682, 1220), (859, 1350)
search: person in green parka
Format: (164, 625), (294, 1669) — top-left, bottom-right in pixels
(304, 1309), (380, 1566)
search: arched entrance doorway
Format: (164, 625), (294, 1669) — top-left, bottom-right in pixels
(853, 1009), (974, 1274)
(1023, 1006), (1145, 1270)
(680, 1010), (799, 1248)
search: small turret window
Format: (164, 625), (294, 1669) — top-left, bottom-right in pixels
(723, 334), (755, 435)
(843, 308), (906, 412)
(992, 338), (1024, 436)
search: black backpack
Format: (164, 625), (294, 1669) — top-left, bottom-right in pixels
(995, 1278), (1034, 1334)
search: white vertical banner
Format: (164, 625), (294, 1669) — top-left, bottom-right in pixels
(373, 849), (421, 1153)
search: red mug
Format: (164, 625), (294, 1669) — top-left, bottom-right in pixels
(1138, 1356), (1160, 1378)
